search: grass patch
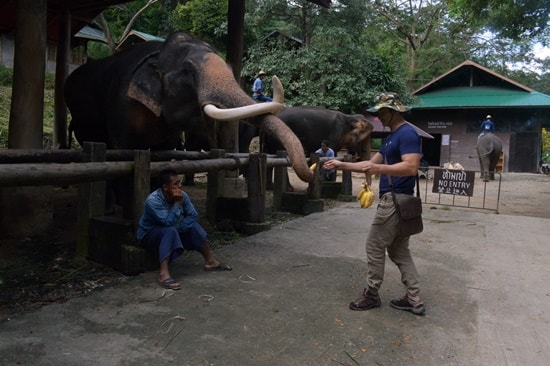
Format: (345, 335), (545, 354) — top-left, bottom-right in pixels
(0, 65), (56, 148)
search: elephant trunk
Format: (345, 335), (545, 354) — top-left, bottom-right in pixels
(259, 114), (314, 183)
(195, 54), (311, 181)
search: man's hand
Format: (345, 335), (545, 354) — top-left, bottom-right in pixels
(323, 159), (340, 170)
(169, 187), (183, 203)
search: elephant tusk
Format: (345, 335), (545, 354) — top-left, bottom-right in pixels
(272, 76), (284, 104)
(203, 102), (285, 121)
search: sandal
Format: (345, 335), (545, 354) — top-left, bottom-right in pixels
(159, 277), (181, 290)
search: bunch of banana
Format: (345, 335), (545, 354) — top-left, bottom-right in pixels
(356, 182), (375, 208)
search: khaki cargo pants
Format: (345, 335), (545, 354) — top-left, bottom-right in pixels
(365, 192), (421, 297)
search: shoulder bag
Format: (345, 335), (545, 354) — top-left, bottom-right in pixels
(387, 164), (423, 237)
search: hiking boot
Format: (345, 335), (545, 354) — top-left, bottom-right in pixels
(349, 288), (381, 311)
(389, 295), (426, 315)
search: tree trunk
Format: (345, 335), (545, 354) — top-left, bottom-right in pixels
(8, 0), (46, 149)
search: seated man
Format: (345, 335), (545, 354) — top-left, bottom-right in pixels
(315, 140), (336, 181)
(137, 169), (231, 290)
(479, 114), (495, 140)
(252, 70), (273, 102)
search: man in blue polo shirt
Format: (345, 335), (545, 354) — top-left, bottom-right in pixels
(323, 92), (425, 315)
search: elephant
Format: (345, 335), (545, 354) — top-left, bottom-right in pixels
(65, 32), (314, 186)
(239, 106), (373, 188)
(476, 133), (503, 181)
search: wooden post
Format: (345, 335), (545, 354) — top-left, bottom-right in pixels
(76, 142), (106, 258)
(341, 154), (353, 195)
(247, 153), (266, 223)
(226, 0), (245, 83)
(207, 149), (225, 224)
(54, 5), (70, 149)
(8, 0), (46, 149)
(133, 150), (151, 234)
(272, 150), (289, 210)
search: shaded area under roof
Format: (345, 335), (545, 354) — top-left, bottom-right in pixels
(412, 87), (550, 109)
(0, 0), (131, 44)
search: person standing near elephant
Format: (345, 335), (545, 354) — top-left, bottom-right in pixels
(479, 114), (495, 139)
(323, 93), (425, 315)
(137, 169), (232, 290)
(252, 70), (273, 102)
(315, 140), (336, 181)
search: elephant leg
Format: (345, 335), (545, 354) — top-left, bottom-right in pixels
(489, 152), (499, 180)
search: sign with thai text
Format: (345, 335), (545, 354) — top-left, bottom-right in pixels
(427, 121), (453, 129)
(432, 169), (475, 196)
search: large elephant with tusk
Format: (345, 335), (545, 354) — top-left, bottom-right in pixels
(65, 32), (313, 184)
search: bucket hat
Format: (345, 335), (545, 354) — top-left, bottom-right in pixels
(366, 92), (411, 114)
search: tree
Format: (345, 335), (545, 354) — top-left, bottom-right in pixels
(447, 0), (550, 41)
(95, 0), (161, 54)
(367, 0), (469, 90)
(243, 26), (408, 112)
(170, 0), (229, 52)
(246, 0), (327, 46)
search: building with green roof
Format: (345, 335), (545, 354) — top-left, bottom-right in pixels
(410, 60), (550, 173)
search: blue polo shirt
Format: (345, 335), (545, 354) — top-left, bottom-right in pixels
(378, 123), (421, 197)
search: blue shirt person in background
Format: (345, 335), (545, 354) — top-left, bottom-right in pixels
(252, 70), (273, 102)
(323, 92), (425, 315)
(137, 169), (231, 290)
(315, 140), (336, 181)
(479, 114), (495, 139)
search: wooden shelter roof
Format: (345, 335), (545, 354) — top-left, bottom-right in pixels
(0, 0), (330, 44)
(0, 0), (132, 43)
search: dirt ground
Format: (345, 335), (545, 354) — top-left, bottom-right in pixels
(0, 170), (548, 321)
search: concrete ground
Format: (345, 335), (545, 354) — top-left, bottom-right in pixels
(1, 198), (549, 366)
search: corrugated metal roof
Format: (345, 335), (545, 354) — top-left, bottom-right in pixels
(75, 25), (106, 43)
(412, 87), (550, 109)
(414, 60), (532, 94)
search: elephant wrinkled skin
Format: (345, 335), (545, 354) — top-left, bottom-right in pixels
(65, 32), (313, 183)
(476, 133), (503, 181)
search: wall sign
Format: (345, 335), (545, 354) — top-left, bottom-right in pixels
(432, 169), (475, 196)
(427, 121), (453, 129)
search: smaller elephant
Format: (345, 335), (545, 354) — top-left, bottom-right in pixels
(240, 106), (373, 188)
(476, 133), (502, 181)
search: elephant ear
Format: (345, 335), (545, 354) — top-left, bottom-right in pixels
(127, 51), (163, 117)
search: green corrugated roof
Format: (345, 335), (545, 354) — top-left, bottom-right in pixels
(412, 86), (550, 109)
(128, 30), (164, 42)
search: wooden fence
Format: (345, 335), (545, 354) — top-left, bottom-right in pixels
(0, 143), (353, 262)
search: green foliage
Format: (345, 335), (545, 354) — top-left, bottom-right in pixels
(447, 0), (550, 40)
(0, 65), (13, 86)
(87, 42), (112, 60)
(542, 128), (550, 161)
(242, 27), (408, 113)
(0, 86), (10, 147)
(170, 0), (228, 51)
(0, 66), (56, 148)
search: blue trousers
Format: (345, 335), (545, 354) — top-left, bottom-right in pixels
(253, 95), (273, 102)
(140, 223), (208, 264)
